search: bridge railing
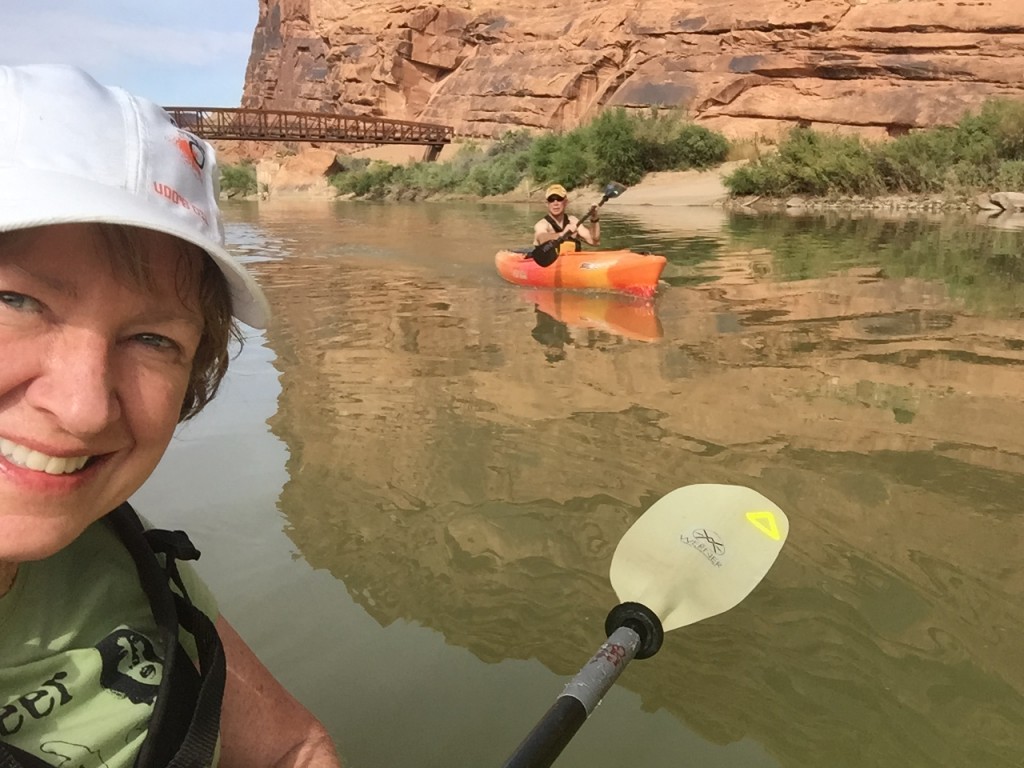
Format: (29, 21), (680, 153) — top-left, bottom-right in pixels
(163, 106), (454, 146)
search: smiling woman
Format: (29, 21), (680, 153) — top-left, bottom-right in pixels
(0, 64), (340, 768)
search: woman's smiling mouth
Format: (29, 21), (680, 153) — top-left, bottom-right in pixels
(0, 437), (92, 475)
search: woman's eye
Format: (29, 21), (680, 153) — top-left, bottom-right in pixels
(0, 291), (41, 312)
(133, 332), (180, 351)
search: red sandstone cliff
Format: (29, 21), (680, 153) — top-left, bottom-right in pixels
(242, 0), (1024, 140)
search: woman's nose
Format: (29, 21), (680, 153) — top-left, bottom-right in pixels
(32, 332), (122, 436)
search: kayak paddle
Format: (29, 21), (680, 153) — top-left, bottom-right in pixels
(502, 483), (789, 768)
(530, 182), (627, 268)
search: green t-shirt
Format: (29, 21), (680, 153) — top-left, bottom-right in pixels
(0, 517), (218, 767)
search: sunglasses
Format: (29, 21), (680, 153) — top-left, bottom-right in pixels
(546, 195), (566, 203)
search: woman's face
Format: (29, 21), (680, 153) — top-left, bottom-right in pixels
(0, 224), (204, 561)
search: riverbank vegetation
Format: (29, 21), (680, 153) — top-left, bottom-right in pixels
(725, 99), (1024, 199)
(325, 108), (729, 200)
(220, 162), (258, 197)
(220, 98), (1024, 203)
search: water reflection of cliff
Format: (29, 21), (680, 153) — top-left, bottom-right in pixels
(254, 211), (1024, 768)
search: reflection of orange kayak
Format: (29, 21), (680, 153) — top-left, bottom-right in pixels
(524, 290), (664, 342)
(495, 249), (667, 297)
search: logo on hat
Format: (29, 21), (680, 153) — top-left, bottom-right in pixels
(175, 133), (206, 178)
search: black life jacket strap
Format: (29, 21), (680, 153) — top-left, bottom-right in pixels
(163, 576), (226, 768)
(543, 213), (566, 233)
(543, 214), (582, 251)
(107, 504), (226, 768)
(0, 743), (50, 768)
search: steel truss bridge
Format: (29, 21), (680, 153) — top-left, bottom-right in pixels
(164, 107), (454, 161)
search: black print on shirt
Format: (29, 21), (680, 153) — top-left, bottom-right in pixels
(0, 672), (73, 738)
(96, 629), (163, 705)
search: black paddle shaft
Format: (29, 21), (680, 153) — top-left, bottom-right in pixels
(501, 622), (645, 768)
(502, 696), (587, 768)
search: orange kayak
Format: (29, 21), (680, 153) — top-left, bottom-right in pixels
(495, 249), (667, 297)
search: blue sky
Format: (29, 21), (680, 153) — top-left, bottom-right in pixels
(2, 0), (258, 106)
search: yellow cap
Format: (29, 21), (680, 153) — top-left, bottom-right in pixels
(545, 184), (568, 199)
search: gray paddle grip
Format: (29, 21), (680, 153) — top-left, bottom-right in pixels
(559, 626), (641, 715)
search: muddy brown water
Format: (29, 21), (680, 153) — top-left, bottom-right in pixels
(134, 199), (1024, 768)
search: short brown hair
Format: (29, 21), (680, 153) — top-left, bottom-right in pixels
(179, 242), (240, 421)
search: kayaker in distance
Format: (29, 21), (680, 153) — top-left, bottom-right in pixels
(532, 183), (601, 257)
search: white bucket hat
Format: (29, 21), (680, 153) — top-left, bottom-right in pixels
(0, 64), (270, 329)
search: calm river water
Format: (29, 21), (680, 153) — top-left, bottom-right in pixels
(133, 199), (1024, 768)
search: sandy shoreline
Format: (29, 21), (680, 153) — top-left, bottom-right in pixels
(562, 163), (738, 209)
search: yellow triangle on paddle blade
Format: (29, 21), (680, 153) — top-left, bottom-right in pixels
(746, 511), (781, 541)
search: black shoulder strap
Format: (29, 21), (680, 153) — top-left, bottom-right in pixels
(543, 214), (582, 251)
(107, 504), (226, 768)
(0, 744), (51, 768)
(544, 213), (566, 233)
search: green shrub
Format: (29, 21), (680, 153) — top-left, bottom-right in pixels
(723, 161), (788, 196)
(330, 160), (401, 198)
(994, 159), (1024, 190)
(727, 98), (1024, 198)
(548, 132), (593, 188)
(874, 131), (954, 192)
(488, 129), (534, 157)
(723, 129), (881, 197)
(669, 123), (730, 169)
(220, 163), (257, 196)
(465, 157), (521, 196)
(464, 150), (530, 195)
(589, 108), (644, 185)
(989, 100), (1024, 159)
(328, 108), (733, 199)
(528, 133), (573, 186)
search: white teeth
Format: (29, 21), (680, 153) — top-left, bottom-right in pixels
(25, 451), (49, 471)
(0, 438), (91, 475)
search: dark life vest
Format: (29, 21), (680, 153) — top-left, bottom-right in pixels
(544, 214), (582, 252)
(0, 503), (226, 768)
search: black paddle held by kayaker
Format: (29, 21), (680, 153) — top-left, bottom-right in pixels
(530, 182), (627, 268)
(502, 483), (789, 768)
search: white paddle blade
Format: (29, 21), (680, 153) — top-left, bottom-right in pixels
(610, 484), (788, 631)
